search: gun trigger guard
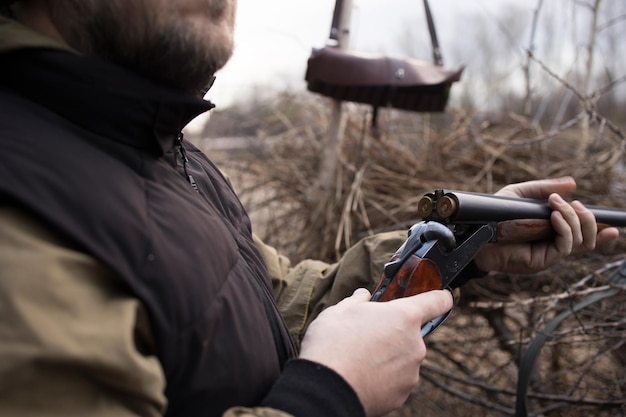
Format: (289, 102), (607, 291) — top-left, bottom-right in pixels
(421, 312), (450, 338)
(421, 287), (455, 338)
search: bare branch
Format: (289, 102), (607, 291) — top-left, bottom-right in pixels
(597, 13), (626, 32)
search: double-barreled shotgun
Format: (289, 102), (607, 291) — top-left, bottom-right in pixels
(370, 189), (626, 337)
(417, 189), (626, 243)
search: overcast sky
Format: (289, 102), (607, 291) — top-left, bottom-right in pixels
(203, 0), (527, 109)
(190, 0), (626, 133)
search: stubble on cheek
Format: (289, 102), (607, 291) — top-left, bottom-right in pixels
(49, 0), (236, 94)
(150, 17), (235, 93)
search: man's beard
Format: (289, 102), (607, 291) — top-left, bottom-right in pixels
(52, 1), (235, 95)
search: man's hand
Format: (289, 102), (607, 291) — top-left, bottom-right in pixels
(298, 288), (453, 417)
(474, 176), (619, 274)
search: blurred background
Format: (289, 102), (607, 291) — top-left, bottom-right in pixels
(200, 0), (626, 116)
(190, 1), (626, 416)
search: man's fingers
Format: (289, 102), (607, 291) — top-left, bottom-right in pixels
(549, 193), (582, 251)
(572, 200), (599, 250)
(367, 289), (453, 327)
(351, 287), (372, 300)
(597, 226), (620, 247)
(337, 288), (372, 306)
(399, 289), (454, 325)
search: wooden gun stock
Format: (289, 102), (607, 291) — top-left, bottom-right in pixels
(371, 254), (442, 302)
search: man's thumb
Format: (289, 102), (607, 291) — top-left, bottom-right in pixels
(410, 289), (454, 323)
(350, 287), (372, 301)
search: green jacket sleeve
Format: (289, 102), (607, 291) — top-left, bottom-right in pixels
(0, 207), (299, 417)
(253, 230), (407, 346)
(0, 207), (167, 417)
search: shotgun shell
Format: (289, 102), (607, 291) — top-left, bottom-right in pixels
(436, 195), (458, 219)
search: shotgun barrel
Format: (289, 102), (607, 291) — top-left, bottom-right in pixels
(418, 190), (626, 227)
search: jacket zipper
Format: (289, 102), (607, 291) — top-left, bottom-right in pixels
(176, 132), (199, 192)
(176, 132), (295, 361)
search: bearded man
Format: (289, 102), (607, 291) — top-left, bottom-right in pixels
(0, 1), (617, 417)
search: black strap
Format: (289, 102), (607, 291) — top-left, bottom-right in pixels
(515, 260), (626, 417)
(329, 0), (343, 41)
(329, 0), (442, 67)
(423, 0), (443, 66)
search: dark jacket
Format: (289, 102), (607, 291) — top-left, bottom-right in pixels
(0, 46), (299, 416)
(0, 15), (377, 417)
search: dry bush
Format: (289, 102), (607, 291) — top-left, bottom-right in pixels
(194, 92), (626, 416)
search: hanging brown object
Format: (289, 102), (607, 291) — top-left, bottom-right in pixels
(305, 0), (463, 120)
(305, 47), (463, 113)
